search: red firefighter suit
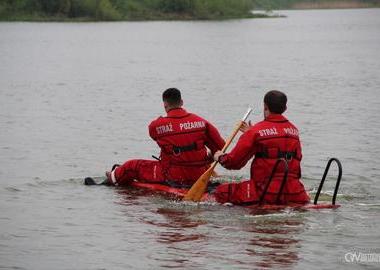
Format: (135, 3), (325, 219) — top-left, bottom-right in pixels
(214, 114), (310, 205)
(109, 108), (225, 186)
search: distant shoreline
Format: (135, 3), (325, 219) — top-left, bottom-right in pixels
(0, 13), (275, 22)
(253, 0), (380, 11)
(270, 0), (380, 10)
(291, 1), (380, 9)
(0, 0), (271, 22)
(1, 1), (379, 22)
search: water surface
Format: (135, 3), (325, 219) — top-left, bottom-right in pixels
(1, 8), (380, 270)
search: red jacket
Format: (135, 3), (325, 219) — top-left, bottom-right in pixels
(217, 114), (309, 204)
(149, 108), (225, 183)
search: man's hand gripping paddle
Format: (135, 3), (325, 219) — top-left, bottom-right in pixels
(183, 108), (253, 202)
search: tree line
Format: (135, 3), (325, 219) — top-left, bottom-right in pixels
(0, 0), (256, 20)
(1, 0), (379, 20)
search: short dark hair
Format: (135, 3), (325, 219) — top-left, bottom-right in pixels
(163, 88), (182, 106)
(264, 90), (287, 114)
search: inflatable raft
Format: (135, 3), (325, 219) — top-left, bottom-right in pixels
(128, 181), (340, 210)
(85, 158), (342, 210)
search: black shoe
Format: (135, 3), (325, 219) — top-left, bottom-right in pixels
(84, 177), (97, 185)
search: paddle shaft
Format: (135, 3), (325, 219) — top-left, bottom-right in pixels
(213, 107), (253, 165)
(204, 122), (243, 181)
(183, 108), (252, 201)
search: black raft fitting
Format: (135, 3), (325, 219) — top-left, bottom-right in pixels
(258, 158), (289, 205)
(313, 158), (343, 205)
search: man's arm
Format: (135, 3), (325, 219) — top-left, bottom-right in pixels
(148, 119), (158, 141)
(215, 129), (257, 170)
(204, 121), (225, 154)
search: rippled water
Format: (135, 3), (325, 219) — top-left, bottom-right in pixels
(1, 8), (380, 270)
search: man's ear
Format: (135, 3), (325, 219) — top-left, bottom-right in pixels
(163, 101), (169, 111)
(180, 99), (184, 107)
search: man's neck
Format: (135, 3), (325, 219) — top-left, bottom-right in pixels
(166, 107), (182, 113)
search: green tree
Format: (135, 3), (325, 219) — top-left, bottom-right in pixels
(69, 0), (120, 20)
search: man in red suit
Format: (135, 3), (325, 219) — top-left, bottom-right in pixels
(105, 88), (225, 186)
(213, 90), (310, 205)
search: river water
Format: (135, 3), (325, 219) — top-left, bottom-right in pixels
(1, 8), (379, 270)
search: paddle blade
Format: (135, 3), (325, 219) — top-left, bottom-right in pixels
(183, 168), (214, 202)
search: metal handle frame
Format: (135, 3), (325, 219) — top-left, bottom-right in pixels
(313, 158), (343, 205)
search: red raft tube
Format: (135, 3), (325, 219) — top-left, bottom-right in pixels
(84, 158), (342, 210)
(129, 158), (343, 210)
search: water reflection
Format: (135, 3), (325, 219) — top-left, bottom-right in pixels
(153, 208), (207, 240)
(147, 207), (207, 269)
(115, 189), (208, 268)
(243, 211), (305, 269)
(114, 187), (145, 206)
(116, 185), (307, 269)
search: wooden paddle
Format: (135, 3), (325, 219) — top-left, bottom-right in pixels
(183, 108), (253, 202)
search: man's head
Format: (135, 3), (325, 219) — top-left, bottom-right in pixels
(162, 88), (183, 112)
(263, 90), (287, 117)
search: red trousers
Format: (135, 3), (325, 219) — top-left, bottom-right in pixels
(213, 178), (310, 205)
(110, 159), (209, 186)
(110, 160), (164, 185)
